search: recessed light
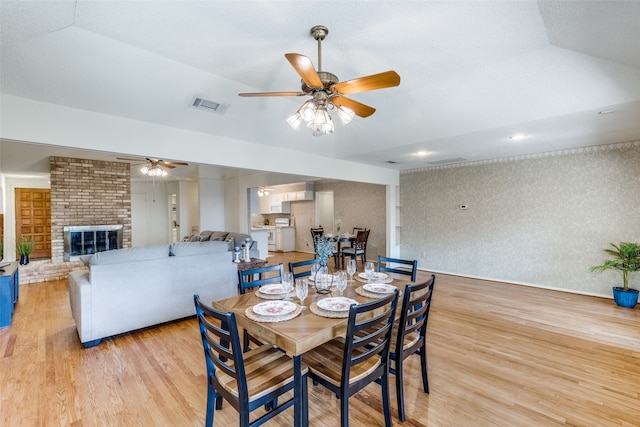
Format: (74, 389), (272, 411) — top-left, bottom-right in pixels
(598, 109), (616, 115)
(509, 134), (529, 141)
(412, 150), (429, 157)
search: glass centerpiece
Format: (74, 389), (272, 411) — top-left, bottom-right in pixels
(313, 234), (335, 294)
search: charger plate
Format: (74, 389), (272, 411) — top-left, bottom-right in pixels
(310, 302), (349, 318)
(356, 285), (402, 299)
(245, 304), (302, 323)
(355, 274), (393, 284)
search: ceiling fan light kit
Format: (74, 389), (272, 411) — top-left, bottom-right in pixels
(239, 25), (400, 136)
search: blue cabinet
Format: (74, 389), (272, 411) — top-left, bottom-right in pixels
(0, 261), (19, 328)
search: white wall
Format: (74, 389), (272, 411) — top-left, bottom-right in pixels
(400, 142), (640, 297)
(199, 177), (224, 231)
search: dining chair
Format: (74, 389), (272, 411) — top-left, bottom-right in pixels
(288, 258), (320, 280)
(303, 290), (399, 427)
(237, 263), (284, 351)
(341, 228), (370, 269)
(193, 295), (308, 427)
(377, 256), (418, 282)
(310, 227), (339, 267)
(389, 274), (436, 421)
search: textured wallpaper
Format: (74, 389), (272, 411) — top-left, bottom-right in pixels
(400, 143), (640, 297)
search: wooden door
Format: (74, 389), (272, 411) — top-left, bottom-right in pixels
(15, 188), (51, 259)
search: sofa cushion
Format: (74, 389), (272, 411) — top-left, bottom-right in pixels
(90, 245), (169, 265)
(169, 241), (229, 257)
(209, 231), (229, 241)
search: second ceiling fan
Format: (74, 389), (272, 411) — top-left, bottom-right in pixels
(239, 25), (401, 135)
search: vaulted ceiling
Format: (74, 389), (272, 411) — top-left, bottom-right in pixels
(1, 1), (639, 174)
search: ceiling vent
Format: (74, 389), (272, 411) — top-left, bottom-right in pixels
(385, 160), (398, 164)
(190, 97), (229, 115)
(427, 157), (467, 166)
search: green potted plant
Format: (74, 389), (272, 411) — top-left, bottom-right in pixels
(16, 236), (34, 265)
(590, 242), (640, 308)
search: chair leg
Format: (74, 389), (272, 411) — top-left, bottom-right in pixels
(206, 382), (216, 427)
(381, 370), (392, 427)
(420, 346), (430, 394)
(396, 357), (406, 422)
(340, 391), (349, 427)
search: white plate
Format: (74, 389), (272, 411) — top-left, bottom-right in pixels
(252, 300), (297, 316)
(358, 272), (388, 280)
(317, 297), (358, 312)
(363, 283), (397, 294)
(259, 284), (286, 295)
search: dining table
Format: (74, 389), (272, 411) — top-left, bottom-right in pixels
(211, 271), (414, 427)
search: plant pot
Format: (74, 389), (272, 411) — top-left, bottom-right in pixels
(612, 287), (639, 308)
(19, 255), (30, 265)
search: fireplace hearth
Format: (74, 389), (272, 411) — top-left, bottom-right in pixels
(63, 225), (123, 261)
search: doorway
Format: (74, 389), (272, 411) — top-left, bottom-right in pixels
(14, 188), (51, 259)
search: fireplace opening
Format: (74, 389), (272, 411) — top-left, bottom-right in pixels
(63, 225), (123, 261)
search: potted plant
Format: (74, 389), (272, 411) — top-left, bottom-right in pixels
(590, 242), (640, 308)
(16, 236), (34, 265)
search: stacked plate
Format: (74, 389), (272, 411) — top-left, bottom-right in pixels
(252, 300), (297, 317)
(256, 284), (288, 299)
(362, 283), (397, 295)
(316, 297), (358, 313)
(358, 272), (389, 281)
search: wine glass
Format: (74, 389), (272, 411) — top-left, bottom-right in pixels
(310, 262), (320, 281)
(347, 259), (357, 282)
(335, 270), (347, 297)
(282, 272), (294, 300)
(364, 261), (374, 281)
(296, 278), (309, 309)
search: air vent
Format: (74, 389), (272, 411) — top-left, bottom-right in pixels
(385, 160), (398, 164)
(190, 97), (229, 115)
(427, 157), (467, 166)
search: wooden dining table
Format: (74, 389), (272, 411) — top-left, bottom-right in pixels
(211, 272), (414, 427)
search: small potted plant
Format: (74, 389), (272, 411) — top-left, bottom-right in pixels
(16, 236), (34, 265)
(590, 242), (640, 308)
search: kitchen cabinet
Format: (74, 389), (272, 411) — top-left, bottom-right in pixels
(269, 200), (291, 214)
(275, 227), (295, 252)
(259, 195), (270, 214)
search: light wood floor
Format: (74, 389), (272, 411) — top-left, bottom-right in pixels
(1, 252), (639, 426)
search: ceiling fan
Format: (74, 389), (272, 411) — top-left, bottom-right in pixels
(239, 25), (401, 136)
(117, 157), (189, 177)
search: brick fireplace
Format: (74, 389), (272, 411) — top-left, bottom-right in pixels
(49, 156), (132, 264)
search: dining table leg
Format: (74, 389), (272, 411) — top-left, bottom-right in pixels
(293, 354), (306, 427)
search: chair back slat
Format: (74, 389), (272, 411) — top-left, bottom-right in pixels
(377, 256), (418, 282)
(237, 263), (284, 294)
(194, 295), (249, 403)
(342, 291), (398, 383)
(352, 229), (370, 249)
(396, 275), (435, 354)
(288, 258), (320, 279)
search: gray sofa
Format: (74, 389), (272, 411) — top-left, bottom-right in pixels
(68, 241), (238, 348)
(183, 230), (259, 258)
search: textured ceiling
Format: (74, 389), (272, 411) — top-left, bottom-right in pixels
(1, 0), (639, 173)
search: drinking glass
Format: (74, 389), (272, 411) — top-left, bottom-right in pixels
(335, 270), (347, 297)
(310, 263), (320, 281)
(282, 272), (294, 300)
(347, 259), (357, 282)
(364, 261), (374, 281)
(296, 278), (309, 309)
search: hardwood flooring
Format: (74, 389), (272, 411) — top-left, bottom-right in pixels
(1, 252), (639, 426)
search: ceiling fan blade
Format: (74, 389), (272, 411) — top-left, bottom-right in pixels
(116, 157), (144, 162)
(239, 91), (307, 97)
(161, 161), (189, 166)
(331, 96), (376, 118)
(162, 164), (176, 169)
(285, 53), (323, 89)
(332, 71), (400, 95)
